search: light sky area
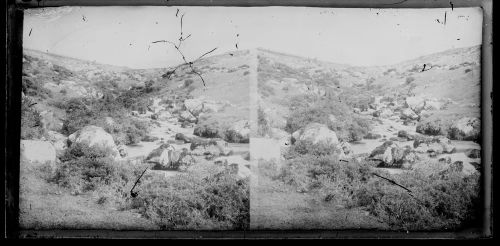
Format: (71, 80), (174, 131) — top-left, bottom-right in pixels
(23, 6), (483, 69)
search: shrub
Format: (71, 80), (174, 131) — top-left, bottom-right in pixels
(284, 140), (339, 159)
(464, 68), (472, 73)
(285, 96), (370, 142)
(256, 106), (271, 137)
(22, 77), (53, 99)
(354, 169), (481, 231)
(135, 164), (249, 230)
(416, 118), (448, 136)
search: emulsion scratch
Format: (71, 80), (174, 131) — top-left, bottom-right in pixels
(82, 15), (86, 22)
(450, 1), (454, 11)
(29, 28), (32, 36)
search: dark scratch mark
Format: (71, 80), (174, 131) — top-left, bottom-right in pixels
(450, 1), (454, 11)
(29, 28), (32, 36)
(379, 0), (409, 6)
(444, 11), (447, 25)
(82, 15), (86, 22)
(236, 43), (238, 49)
(236, 34), (239, 37)
(229, 53), (234, 56)
(176, 9), (179, 17)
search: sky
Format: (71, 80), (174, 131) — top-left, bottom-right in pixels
(23, 6), (483, 68)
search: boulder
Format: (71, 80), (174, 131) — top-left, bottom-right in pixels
(20, 140), (57, 170)
(146, 144), (190, 169)
(405, 96), (426, 113)
(292, 123), (339, 146)
(68, 125), (119, 157)
(46, 130), (68, 157)
(179, 111), (197, 123)
(227, 120), (250, 143)
(175, 133), (192, 143)
(400, 108), (419, 120)
(184, 98), (204, 116)
(449, 117), (480, 141)
(370, 141), (416, 167)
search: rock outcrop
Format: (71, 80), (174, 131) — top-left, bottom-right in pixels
(292, 123), (339, 146)
(68, 125), (119, 157)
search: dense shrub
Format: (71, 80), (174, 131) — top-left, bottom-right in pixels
(285, 96), (370, 142)
(61, 97), (148, 145)
(416, 118), (448, 136)
(284, 140), (339, 159)
(53, 143), (131, 194)
(135, 164), (249, 230)
(256, 106), (271, 137)
(354, 169), (480, 231)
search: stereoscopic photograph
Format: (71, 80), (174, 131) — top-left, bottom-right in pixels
(17, 4), (486, 234)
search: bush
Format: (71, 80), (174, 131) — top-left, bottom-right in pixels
(135, 164), (249, 230)
(354, 169), (481, 231)
(61, 97), (148, 145)
(54, 143), (125, 193)
(256, 106), (271, 137)
(416, 118), (448, 136)
(284, 140), (339, 159)
(285, 96), (370, 142)
(22, 77), (53, 99)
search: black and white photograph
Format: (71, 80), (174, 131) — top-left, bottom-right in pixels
(20, 6), (251, 230)
(251, 7), (484, 230)
(12, 2), (490, 237)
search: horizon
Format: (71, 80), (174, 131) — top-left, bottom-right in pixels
(24, 44), (482, 70)
(23, 6), (483, 69)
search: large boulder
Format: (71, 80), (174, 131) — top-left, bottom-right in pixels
(179, 111), (197, 123)
(226, 120), (250, 143)
(146, 144), (192, 169)
(369, 141), (416, 167)
(184, 98), (204, 116)
(20, 140), (57, 170)
(292, 123), (339, 146)
(449, 117), (480, 141)
(400, 108), (419, 121)
(46, 130), (68, 157)
(405, 96), (426, 113)
(68, 125), (119, 157)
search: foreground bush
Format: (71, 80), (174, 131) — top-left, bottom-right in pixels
(52, 143), (138, 196)
(135, 164), (250, 230)
(274, 151), (481, 230)
(355, 169), (480, 231)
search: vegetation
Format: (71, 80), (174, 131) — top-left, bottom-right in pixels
(21, 96), (46, 140)
(285, 94), (370, 142)
(135, 164), (249, 230)
(61, 96), (149, 145)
